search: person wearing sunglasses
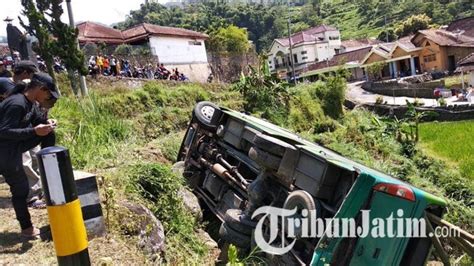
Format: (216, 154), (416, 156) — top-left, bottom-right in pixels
(0, 72), (59, 238)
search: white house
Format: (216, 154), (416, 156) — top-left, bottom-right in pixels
(77, 22), (210, 82)
(122, 23), (210, 82)
(267, 25), (342, 79)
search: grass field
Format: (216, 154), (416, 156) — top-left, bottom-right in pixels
(419, 120), (474, 179)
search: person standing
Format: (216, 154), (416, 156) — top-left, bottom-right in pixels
(0, 61), (13, 78)
(0, 72), (59, 238)
(110, 55), (117, 76)
(0, 60), (37, 99)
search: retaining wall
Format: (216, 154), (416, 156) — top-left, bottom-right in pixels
(358, 103), (474, 121)
(362, 80), (445, 99)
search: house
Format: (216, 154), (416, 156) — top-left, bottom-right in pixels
(77, 22), (124, 45)
(77, 21), (210, 82)
(456, 53), (474, 88)
(359, 26), (474, 80)
(267, 25), (341, 79)
(300, 46), (372, 81)
(341, 38), (382, 53)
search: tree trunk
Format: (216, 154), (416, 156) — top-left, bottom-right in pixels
(68, 70), (79, 96)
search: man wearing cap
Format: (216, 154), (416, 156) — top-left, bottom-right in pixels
(0, 60), (45, 207)
(0, 72), (59, 238)
(0, 61), (13, 78)
(0, 60), (37, 99)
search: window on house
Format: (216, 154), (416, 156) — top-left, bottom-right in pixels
(425, 41), (431, 46)
(188, 41), (202, 45)
(335, 49), (340, 54)
(302, 56), (308, 60)
(424, 54), (436, 63)
(329, 36), (340, 40)
(301, 50), (307, 55)
(293, 54), (298, 64)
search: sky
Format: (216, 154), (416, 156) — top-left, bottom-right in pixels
(0, 0), (168, 36)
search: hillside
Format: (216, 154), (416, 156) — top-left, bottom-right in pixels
(118, 0), (474, 52)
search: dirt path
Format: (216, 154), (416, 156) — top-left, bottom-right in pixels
(0, 179), (147, 265)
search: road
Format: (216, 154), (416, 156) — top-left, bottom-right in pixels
(346, 81), (471, 106)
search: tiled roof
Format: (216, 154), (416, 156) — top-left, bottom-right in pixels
(396, 35), (418, 51)
(122, 23), (208, 42)
(458, 52), (474, 66)
(77, 22), (124, 44)
(77, 21), (208, 45)
(307, 46), (372, 71)
(446, 16), (474, 38)
(341, 38), (382, 49)
(413, 29), (474, 47)
(275, 25), (338, 47)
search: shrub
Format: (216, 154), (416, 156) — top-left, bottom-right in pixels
(438, 97), (447, 107)
(375, 95), (384, 104)
(127, 163), (207, 261)
(314, 70), (347, 119)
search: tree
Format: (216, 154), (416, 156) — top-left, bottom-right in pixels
(20, 0), (87, 95)
(367, 61), (386, 81)
(377, 28), (397, 42)
(208, 25), (250, 54)
(394, 14), (432, 38)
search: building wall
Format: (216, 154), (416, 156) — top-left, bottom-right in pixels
(365, 53), (386, 64)
(164, 62), (210, 83)
(292, 43), (318, 65)
(446, 47), (474, 68)
(419, 40), (446, 72)
(148, 36), (208, 64)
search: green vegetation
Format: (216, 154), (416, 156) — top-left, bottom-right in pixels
(118, 1), (473, 52)
(419, 121), (474, 180)
(208, 25), (250, 53)
(20, 0), (87, 94)
(48, 74), (472, 262)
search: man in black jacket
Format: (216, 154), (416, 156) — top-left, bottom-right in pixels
(0, 60), (37, 99)
(0, 73), (59, 238)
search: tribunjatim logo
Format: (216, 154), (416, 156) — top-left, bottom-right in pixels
(251, 206), (458, 255)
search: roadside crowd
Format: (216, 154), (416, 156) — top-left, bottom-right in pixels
(88, 54), (189, 81)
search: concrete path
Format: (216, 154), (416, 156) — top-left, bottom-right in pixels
(346, 81), (471, 107)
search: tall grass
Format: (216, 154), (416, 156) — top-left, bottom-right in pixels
(50, 93), (132, 169)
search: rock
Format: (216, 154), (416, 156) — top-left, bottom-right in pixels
(171, 161), (185, 176)
(119, 201), (165, 261)
(197, 229), (221, 262)
(97, 257), (113, 266)
(177, 187), (202, 221)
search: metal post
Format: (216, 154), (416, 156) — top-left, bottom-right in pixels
(66, 0), (88, 96)
(287, 0), (296, 84)
(37, 147), (90, 266)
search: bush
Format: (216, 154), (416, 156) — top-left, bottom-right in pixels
(375, 95), (384, 104)
(314, 71), (347, 119)
(127, 163), (207, 262)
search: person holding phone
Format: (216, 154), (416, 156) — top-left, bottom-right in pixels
(0, 72), (59, 238)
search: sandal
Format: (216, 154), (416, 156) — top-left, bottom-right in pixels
(28, 199), (47, 209)
(21, 226), (41, 240)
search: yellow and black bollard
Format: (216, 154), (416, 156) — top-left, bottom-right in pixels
(37, 146), (90, 266)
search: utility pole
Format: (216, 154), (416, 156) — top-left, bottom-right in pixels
(65, 0), (88, 96)
(287, 0), (296, 84)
